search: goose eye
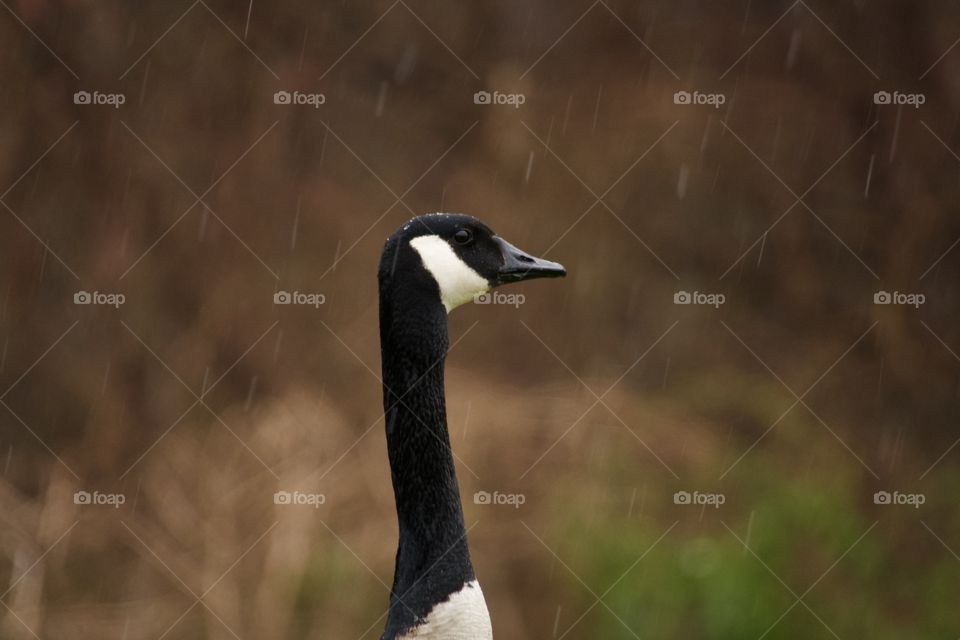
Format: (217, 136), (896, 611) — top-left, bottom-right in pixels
(453, 229), (473, 245)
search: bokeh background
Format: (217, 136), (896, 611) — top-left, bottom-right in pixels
(1, 1), (959, 638)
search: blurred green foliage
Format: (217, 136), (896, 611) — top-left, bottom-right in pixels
(554, 458), (959, 639)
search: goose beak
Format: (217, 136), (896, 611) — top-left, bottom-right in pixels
(493, 236), (566, 284)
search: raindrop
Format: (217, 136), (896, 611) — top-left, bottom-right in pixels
(291, 196), (301, 251)
(632, 485), (647, 520)
(196, 37), (210, 81)
(552, 605), (563, 637)
(198, 208), (209, 241)
(889, 426), (904, 471)
(272, 329), (283, 362)
(319, 127), (328, 166)
(121, 166), (133, 209)
(591, 85), (603, 135)
(132, 477), (141, 512)
(785, 28), (802, 69)
(243, 0), (254, 39)
(375, 81), (388, 117)
(244, 376), (258, 411)
(138, 59), (150, 108)
(864, 153), (875, 197)
(474, 23), (487, 49)
(562, 95), (573, 136)
(332, 239), (342, 271)
(394, 44), (419, 84)
(756, 232), (766, 268)
(676, 164), (689, 200)
(588, 442), (601, 468)
(39, 246), (48, 282)
(524, 151), (535, 183)
(644, 9), (657, 44)
(298, 27), (309, 72)
(742, 510), (755, 554)
(520, 5), (534, 40)
(699, 116), (713, 157)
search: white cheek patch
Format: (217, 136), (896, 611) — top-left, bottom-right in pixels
(409, 235), (490, 312)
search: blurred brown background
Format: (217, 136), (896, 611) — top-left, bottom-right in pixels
(1, 1), (959, 638)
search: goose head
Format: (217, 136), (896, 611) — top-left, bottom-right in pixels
(380, 213), (566, 313)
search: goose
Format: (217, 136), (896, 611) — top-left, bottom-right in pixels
(377, 213), (565, 639)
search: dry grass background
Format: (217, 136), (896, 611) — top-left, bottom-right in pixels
(1, 1), (960, 638)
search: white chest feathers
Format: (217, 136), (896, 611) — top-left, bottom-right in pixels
(409, 235), (490, 312)
(399, 580), (493, 639)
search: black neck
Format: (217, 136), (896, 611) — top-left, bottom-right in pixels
(379, 282), (475, 637)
